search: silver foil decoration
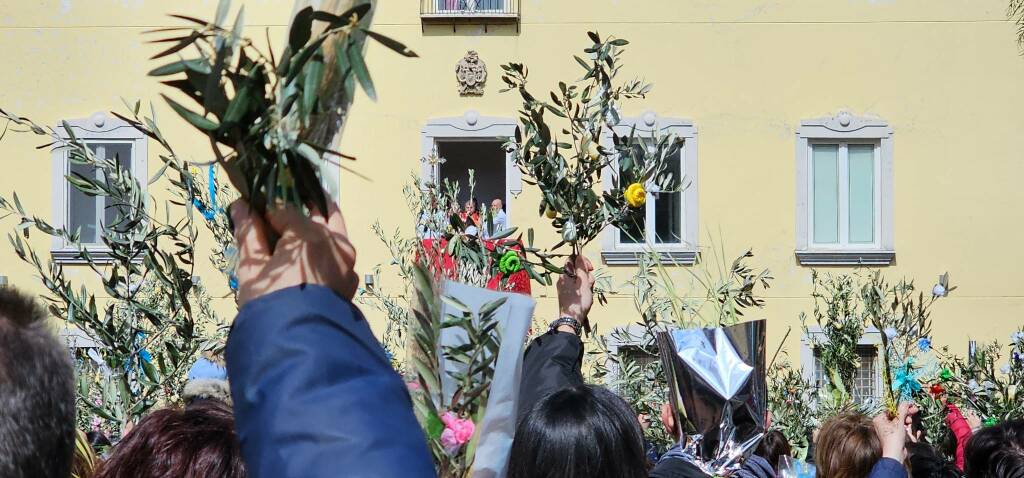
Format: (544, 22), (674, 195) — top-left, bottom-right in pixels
(657, 320), (767, 477)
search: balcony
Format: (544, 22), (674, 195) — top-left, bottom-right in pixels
(420, 0), (520, 31)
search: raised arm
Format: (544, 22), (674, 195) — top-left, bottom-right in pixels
(225, 201), (435, 478)
(516, 256), (594, 422)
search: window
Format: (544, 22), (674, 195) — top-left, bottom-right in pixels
(421, 111), (521, 228)
(51, 113), (147, 263)
(601, 112), (698, 265)
(602, 325), (658, 395)
(435, 0), (506, 12)
(796, 111), (893, 265)
(812, 346), (880, 404)
(420, 0), (520, 23)
(801, 327), (884, 407)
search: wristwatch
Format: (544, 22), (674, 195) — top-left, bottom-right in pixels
(549, 316), (582, 336)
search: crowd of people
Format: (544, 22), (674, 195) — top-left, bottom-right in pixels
(1, 194), (1022, 478)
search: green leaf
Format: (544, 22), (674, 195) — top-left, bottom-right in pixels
(609, 38), (629, 46)
(149, 59), (211, 77)
(215, 0), (231, 26)
(222, 84), (250, 124)
(347, 36), (376, 101)
(289, 6), (315, 53)
(162, 94), (220, 131)
(302, 55), (325, 116)
(361, 29), (418, 57)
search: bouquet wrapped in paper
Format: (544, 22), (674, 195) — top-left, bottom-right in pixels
(408, 266), (535, 478)
(656, 320), (767, 476)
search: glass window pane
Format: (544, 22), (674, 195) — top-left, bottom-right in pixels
(848, 145), (875, 244)
(619, 215), (645, 244)
(618, 143), (647, 244)
(812, 145), (839, 244)
(68, 159), (98, 244)
(654, 148), (682, 244)
(100, 143), (133, 231)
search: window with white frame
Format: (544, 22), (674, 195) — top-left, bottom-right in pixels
(796, 111), (893, 266)
(51, 113), (147, 263)
(601, 112), (698, 265)
(812, 345), (880, 405)
(801, 327), (884, 406)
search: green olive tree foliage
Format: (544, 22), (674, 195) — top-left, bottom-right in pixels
(0, 105), (228, 432)
(147, 0), (415, 218)
(500, 32), (682, 258)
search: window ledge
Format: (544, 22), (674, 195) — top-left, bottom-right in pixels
(601, 250), (698, 266)
(795, 250), (894, 266)
(51, 248), (142, 265)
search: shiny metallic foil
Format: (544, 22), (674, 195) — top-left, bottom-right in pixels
(656, 320), (767, 476)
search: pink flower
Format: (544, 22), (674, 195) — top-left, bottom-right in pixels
(439, 411), (476, 453)
(406, 381), (421, 392)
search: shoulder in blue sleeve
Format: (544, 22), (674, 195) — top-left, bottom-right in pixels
(226, 285), (436, 478)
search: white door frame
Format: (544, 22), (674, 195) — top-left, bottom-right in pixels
(421, 111), (520, 227)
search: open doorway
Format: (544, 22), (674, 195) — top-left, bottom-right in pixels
(437, 140), (508, 228)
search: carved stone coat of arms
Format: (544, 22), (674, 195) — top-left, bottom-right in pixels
(456, 50), (487, 96)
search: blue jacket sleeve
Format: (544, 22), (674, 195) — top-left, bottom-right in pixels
(226, 285), (436, 478)
(867, 458), (908, 478)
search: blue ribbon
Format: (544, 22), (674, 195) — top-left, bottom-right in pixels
(191, 165), (222, 222)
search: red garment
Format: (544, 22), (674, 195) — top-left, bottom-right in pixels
(459, 212), (481, 228)
(945, 402), (973, 471)
(417, 238), (532, 296)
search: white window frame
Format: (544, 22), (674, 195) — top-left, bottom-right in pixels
(796, 111), (893, 266)
(51, 112), (147, 264)
(602, 325), (654, 394)
(421, 111), (521, 228)
(800, 326), (884, 406)
(601, 112), (698, 265)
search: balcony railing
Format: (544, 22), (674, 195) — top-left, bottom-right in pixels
(420, 0), (520, 21)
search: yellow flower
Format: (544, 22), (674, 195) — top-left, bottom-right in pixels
(545, 206), (557, 219)
(189, 165), (200, 176)
(624, 183), (646, 208)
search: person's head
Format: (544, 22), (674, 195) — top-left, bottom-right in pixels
(491, 198), (503, 212)
(508, 384), (647, 478)
(461, 199), (474, 214)
(0, 287), (76, 478)
(756, 429), (792, 472)
(86, 430), (112, 453)
(964, 419), (1024, 478)
(815, 412), (882, 478)
(93, 400), (246, 478)
(906, 442), (962, 478)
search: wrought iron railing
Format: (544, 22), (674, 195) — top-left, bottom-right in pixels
(420, 0), (519, 19)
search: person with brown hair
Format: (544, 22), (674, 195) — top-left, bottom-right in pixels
(815, 404), (913, 478)
(91, 400), (246, 478)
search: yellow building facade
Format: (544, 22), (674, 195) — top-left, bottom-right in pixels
(0, 0), (1022, 392)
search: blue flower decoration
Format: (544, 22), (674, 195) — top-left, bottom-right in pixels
(917, 337), (932, 352)
(228, 275), (239, 291)
(893, 359), (923, 401)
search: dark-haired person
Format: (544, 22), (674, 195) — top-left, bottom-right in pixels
(92, 400), (245, 478)
(0, 287), (76, 478)
(964, 418), (1024, 478)
(738, 429), (791, 477)
(511, 255), (708, 478)
(905, 441), (963, 478)
(227, 199), (434, 477)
